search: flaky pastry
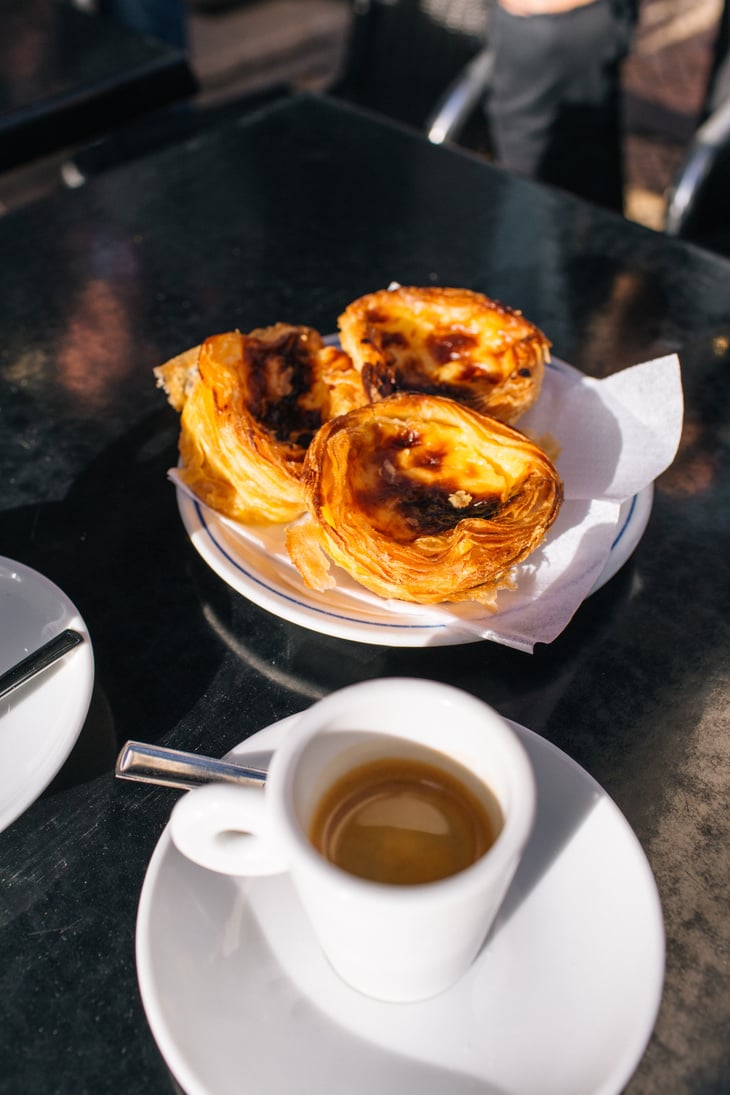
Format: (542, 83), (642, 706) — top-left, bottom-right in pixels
(155, 324), (365, 524)
(338, 285), (550, 423)
(286, 392), (563, 605)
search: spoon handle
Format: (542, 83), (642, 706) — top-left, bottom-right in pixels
(0, 628), (84, 700)
(115, 741), (268, 792)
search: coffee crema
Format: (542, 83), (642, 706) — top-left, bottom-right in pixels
(309, 755), (500, 885)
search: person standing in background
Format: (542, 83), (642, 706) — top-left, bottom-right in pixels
(487, 0), (638, 212)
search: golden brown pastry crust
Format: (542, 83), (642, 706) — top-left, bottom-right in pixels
(287, 392), (563, 605)
(338, 285), (550, 424)
(154, 325), (366, 524)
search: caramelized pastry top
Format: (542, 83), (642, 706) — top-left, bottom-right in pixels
(328, 407), (525, 543)
(154, 324), (365, 524)
(338, 285), (550, 423)
(240, 325), (355, 452)
(288, 392), (563, 605)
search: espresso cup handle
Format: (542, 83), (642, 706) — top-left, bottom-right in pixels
(169, 784), (289, 876)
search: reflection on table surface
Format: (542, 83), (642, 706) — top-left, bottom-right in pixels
(0, 93), (728, 1095)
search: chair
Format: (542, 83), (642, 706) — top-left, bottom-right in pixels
(333, 0), (495, 149)
(664, 0), (730, 254)
(664, 97), (730, 243)
(427, 44), (495, 146)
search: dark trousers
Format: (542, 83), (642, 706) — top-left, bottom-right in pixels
(488, 0), (635, 212)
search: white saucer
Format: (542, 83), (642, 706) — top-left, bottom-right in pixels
(0, 557), (94, 832)
(136, 715), (665, 1095)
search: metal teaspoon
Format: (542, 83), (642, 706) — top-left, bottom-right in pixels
(115, 740), (268, 792)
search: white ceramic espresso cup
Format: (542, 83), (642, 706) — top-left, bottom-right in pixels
(169, 677), (535, 1003)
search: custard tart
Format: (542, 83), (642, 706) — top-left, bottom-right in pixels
(338, 285), (550, 423)
(286, 392), (563, 605)
(155, 324), (365, 524)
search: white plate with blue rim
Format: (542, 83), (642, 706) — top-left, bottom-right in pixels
(173, 357), (653, 648)
(136, 712), (665, 1095)
(0, 557), (94, 831)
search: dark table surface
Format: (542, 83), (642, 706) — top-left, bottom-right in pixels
(0, 92), (728, 1095)
(0, 0), (195, 172)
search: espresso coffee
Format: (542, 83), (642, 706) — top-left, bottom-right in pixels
(309, 754), (500, 885)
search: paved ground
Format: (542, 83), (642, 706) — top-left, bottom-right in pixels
(187, 0), (351, 103)
(0, 0), (724, 233)
(623, 0), (722, 227)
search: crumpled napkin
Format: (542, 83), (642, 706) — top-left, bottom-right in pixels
(171, 354), (683, 652)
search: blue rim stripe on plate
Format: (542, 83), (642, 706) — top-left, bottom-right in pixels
(194, 501), (446, 631)
(194, 493), (637, 633)
(611, 493), (636, 550)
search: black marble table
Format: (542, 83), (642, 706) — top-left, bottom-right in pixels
(0, 92), (728, 1094)
(0, 0), (195, 172)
